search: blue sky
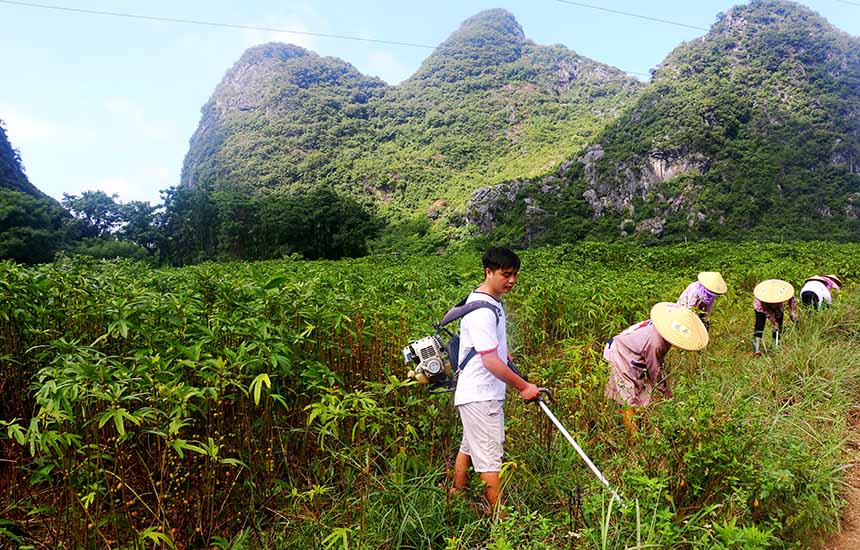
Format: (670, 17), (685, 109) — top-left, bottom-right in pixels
(1, 0), (858, 206)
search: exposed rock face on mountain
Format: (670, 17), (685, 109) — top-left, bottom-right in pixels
(470, 0), (860, 242)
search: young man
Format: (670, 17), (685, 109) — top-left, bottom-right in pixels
(452, 247), (540, 510)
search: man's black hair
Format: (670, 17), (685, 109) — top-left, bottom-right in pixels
(482, 247), (521, 271)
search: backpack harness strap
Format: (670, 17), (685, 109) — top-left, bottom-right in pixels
(439, 298), (500, 372)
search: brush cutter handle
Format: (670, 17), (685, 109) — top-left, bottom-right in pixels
(537, 387), (553, 402)
(507, 360), (527, 382)
(515, 387), (554, 403)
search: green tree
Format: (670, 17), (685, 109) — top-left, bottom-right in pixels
(258, 187), (380, 260)
(118, 200), (159, 252)
(0, 188), (69, 263)
(157, 185), (219, 265)
(62, 190), (123, 238)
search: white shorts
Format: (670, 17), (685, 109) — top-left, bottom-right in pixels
(458, 400), (505, 472)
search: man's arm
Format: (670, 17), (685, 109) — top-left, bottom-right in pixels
(481, 352), (540, 400)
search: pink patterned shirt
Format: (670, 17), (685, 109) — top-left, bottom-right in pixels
(810, 276), (840, 291)
(753, 296), (797, 326)
(677, 282), (716, 316)
(604, 321), (671, 406)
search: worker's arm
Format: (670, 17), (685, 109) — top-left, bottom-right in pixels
(482, 352), (540, 400)
(645, 345), (672, 398)
(788, 296), (798, 322)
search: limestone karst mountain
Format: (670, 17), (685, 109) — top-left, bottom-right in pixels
(180, 1), (860, 253)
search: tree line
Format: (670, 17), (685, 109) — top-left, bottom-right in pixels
(0, 185), (380, 265)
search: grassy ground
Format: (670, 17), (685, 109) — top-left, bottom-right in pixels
(239, 284), (860, 549)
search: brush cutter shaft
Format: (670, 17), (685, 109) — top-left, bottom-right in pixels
(537, 400), (624, 506)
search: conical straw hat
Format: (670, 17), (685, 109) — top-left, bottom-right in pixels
(753, 279), (794, 304)
(804, 276), (831, 286)
(650, 302), (709, 351)
(697, 272), (727, 295)
(824, 274), (842, 287)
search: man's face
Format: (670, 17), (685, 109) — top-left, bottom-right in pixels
(485, 266), (519, 295)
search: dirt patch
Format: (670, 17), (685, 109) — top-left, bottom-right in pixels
(822, 438), (860, 549)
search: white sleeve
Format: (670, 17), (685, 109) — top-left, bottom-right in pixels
(462, 308), (499, 355)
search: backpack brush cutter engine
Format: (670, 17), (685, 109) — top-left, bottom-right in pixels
(402, 333), (455, 391)
(402, 298), (501, 391)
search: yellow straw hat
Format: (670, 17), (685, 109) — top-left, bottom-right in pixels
(650, 302), (709, 351)
(697, 271), (727, 295)
(753, 279), (794, 304)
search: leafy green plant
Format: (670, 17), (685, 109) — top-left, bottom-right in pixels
(0, 242), (859, 547)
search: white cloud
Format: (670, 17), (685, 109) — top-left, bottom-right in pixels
(363, 50), (413, 85)
(240, 3), (330, 51)
(0, 105), (96, 146)
(104, 97), (171, 141)
(90, 166), (172, 205)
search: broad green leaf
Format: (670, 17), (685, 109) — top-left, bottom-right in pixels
(264, 275), (290, 290)
(139, 527), (175, 549)
(250, 373), (272, 406)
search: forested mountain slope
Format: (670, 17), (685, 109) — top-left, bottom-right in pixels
(179, 9), (641, 253)
(179, 1), (860, 255)
(0, 121), (41, 197)
(477, 0), (860, 243)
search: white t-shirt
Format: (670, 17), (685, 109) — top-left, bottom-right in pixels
(454, 291), (509, 406)
(801, 280), (832, 305)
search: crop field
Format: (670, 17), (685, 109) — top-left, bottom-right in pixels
(1, 241), (860, 549)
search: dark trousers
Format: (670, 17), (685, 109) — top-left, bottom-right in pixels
(801, 290), (820, 309)
(754, 311), (782, 339)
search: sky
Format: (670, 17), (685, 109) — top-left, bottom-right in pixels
(1, 0), (858, 206)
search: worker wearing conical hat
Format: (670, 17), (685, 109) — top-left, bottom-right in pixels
(676, 272), (727, 327)
(604, 303), (708, 435)
(800, 275), (841, 310)
(753, 279), (797, 355)
(823, 274), (842, 288)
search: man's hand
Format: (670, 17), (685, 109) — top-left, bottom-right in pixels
(519, 383), (540, 401)
(481, 353), (540, 400)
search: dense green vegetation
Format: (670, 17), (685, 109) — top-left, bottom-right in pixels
(158, 186), (381, 265)
(6, 1), (860, 264)
(0, 114), (387, 265)
(0, 188), (70, 263)
(0, 124), (380, 266)
(1, 241), (859, 548)
(489, 0), (860, 244)
(0, 120), (77, 262)
(0, 122), (41, 197)
(174, 1), (860, 255)
(180, 9), (640, 256)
